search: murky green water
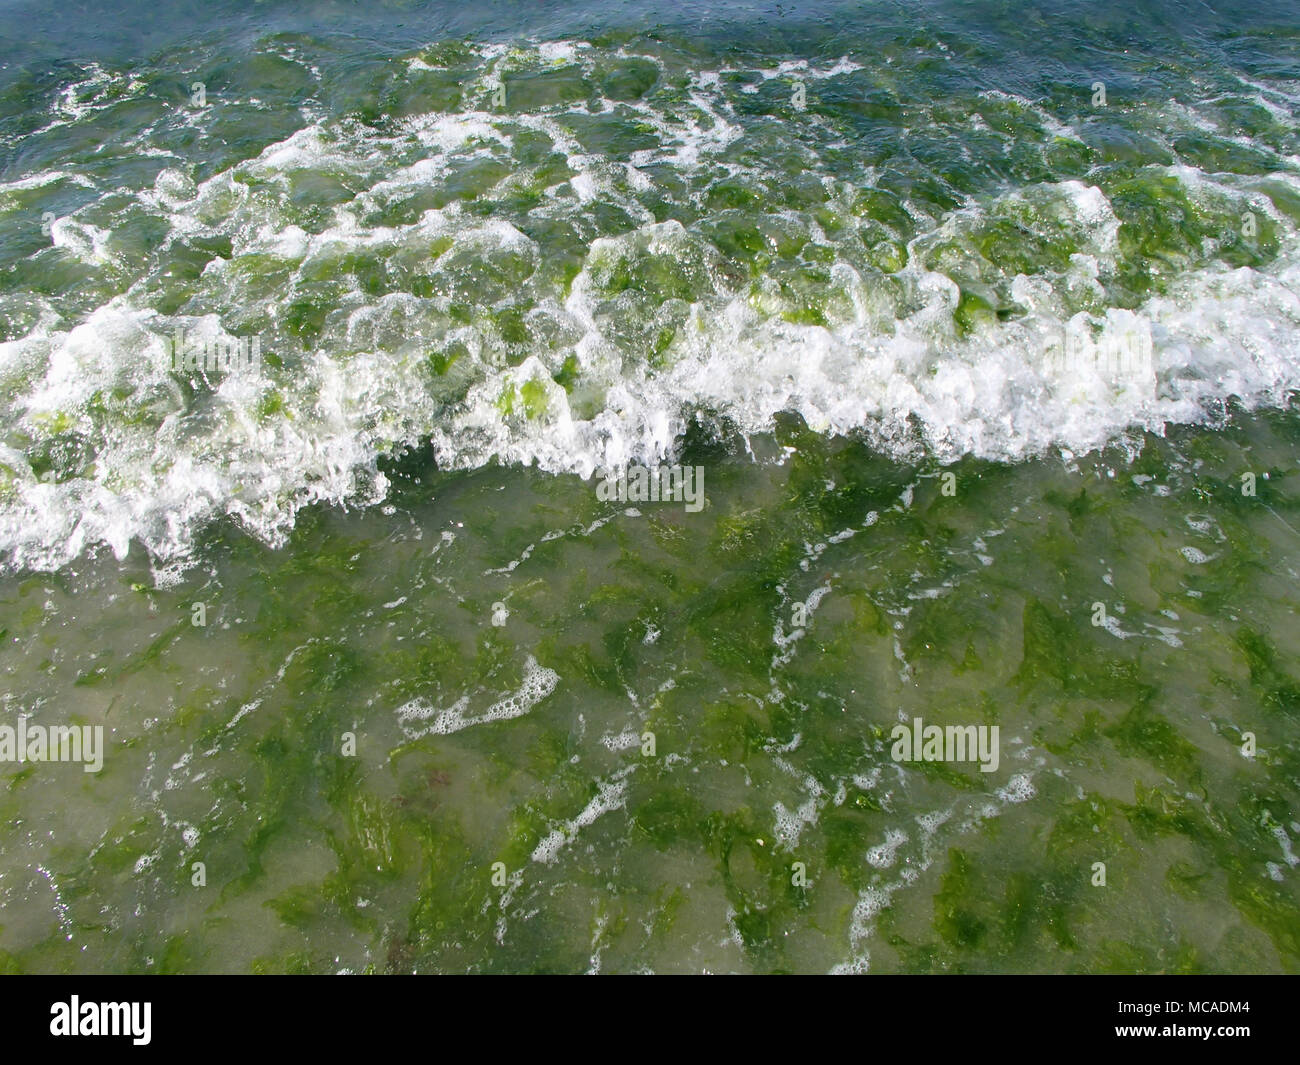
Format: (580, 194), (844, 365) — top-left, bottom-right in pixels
(3, 410), (1298, 972)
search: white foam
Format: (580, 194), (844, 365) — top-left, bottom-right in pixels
(396, 656), (558, 737)
(996, 774), (1037, 804)
(5, 41), (1300, 572)
(530, 768), (632, 864)
(865, 828), (909, 869)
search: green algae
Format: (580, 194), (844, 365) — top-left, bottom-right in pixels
(2, 412), (1300, 974)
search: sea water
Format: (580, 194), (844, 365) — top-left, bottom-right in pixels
(0, 0), (1297, 973)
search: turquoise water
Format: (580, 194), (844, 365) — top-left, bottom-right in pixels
(0, 0), (1298, 972)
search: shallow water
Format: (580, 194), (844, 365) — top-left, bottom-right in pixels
(0, 0), (1298, 972)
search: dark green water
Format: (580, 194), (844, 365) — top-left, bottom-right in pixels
(0, 0), (1297, 972)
